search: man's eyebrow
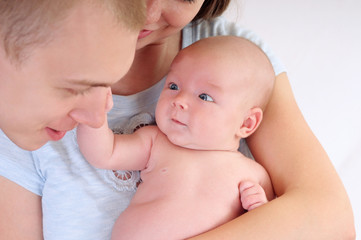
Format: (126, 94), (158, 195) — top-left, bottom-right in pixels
(66, 79), (112, 88)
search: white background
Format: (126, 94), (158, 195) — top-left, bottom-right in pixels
(224, 0), (361, 237)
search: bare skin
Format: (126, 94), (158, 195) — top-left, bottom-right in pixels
(0, 1), (138, 239)
(111, 1), (355, 237)
(77, 37), (275, 239)
(188, 73), (355, 239)
(0, 177), (43, 239)
(109, 128), (273, 240)
(0, 0), (355, 239)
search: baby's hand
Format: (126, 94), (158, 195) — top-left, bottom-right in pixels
(105, 87), (114, 112)
(239, 181), (268, 211)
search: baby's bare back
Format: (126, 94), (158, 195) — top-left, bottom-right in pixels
(112, 133), (268, 240)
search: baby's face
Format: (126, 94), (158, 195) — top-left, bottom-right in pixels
(155, 49), (247, 151)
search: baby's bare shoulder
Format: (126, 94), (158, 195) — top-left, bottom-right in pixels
(226, 152), (269, 181)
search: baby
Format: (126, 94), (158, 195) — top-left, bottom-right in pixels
(77, 36), (276, 240)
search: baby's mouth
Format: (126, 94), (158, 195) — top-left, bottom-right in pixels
(171, 118), (186, 126)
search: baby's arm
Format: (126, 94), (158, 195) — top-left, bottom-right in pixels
(77, 90), (158, 170)
(78, 119), (158, 170)
(77, 116), (117, 168)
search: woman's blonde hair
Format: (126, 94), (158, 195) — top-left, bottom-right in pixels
(0, 0), (145, 63)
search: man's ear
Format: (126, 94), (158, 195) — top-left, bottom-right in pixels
(236, 107), (263, 139)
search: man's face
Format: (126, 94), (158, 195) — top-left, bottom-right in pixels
(0, 3), (138, 150)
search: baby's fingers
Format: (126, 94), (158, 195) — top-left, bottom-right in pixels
(239, 181), (268, 211)
(105, 88), (114, 112)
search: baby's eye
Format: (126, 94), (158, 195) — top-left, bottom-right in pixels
(199, 93), (214, 102)
(168, 83), (179, 90)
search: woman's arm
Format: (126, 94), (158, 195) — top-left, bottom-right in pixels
(0, 176), (43, 239)
(189, 73), (355, 239)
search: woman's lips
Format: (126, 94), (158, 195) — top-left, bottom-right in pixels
(45, 127), (67, 141)
(138, 30), (152, 39)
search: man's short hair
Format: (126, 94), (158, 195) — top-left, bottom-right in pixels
(0, 0), (145, 63)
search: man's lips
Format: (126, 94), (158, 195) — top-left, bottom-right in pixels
(45, 127), (67, 141)
(138, 30), (152, 39)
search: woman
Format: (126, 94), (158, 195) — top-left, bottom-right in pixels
(116, 1), (355, 237)
(0, 0), (355, 239)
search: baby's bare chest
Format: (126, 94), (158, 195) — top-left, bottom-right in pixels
(132, 143), (254, 206)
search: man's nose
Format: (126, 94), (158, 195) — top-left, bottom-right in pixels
(145, 0), (162, 25)
(68, 88), (109, 128)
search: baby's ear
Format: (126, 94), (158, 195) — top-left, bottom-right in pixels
(236, 108), (263, 139)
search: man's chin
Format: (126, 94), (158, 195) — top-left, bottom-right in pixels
(4, 132), (47, 151)
(16, 139), (46, 151)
